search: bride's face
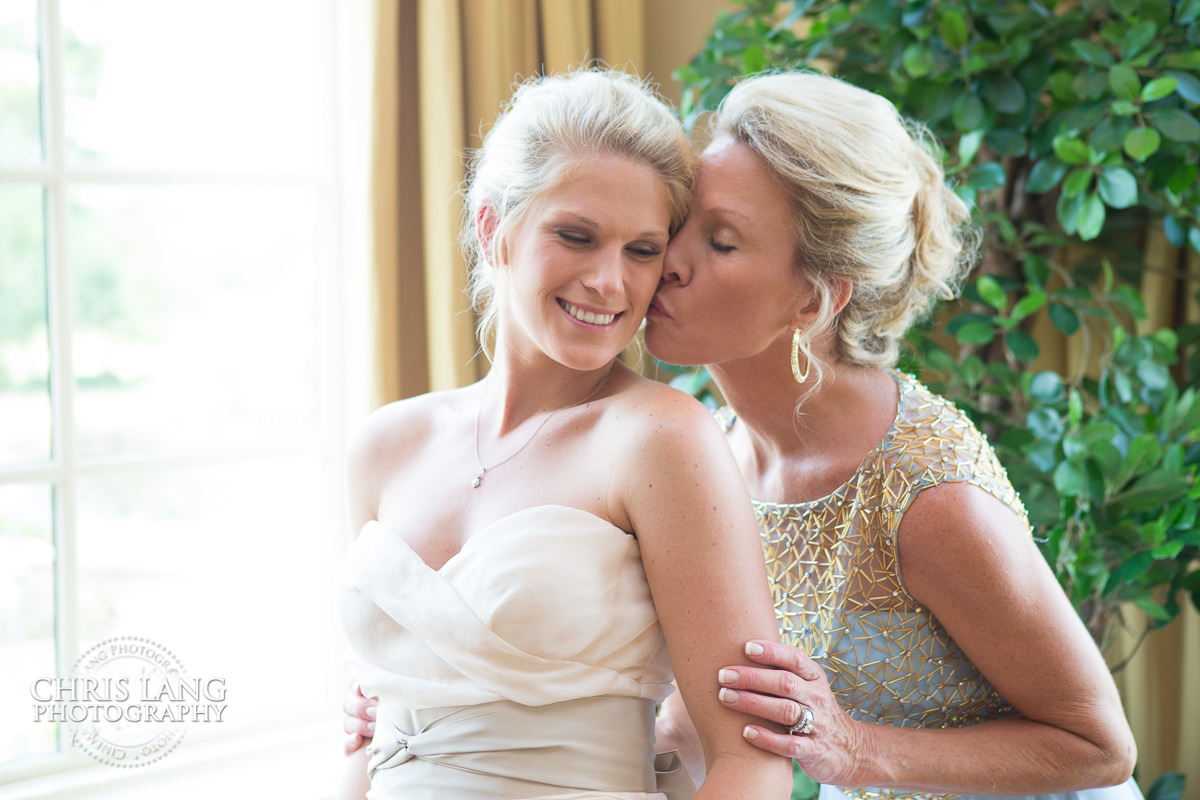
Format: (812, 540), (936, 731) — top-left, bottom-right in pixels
(494, 153), (672, 372)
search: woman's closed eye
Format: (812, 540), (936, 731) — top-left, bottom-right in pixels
(709, 236), (736, 253)
(627, 244), (663, 260)
(557, 229), (591, 245)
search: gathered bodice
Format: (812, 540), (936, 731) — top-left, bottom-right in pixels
(717, 371), (1028, 800)
(338, 504), (675, 710)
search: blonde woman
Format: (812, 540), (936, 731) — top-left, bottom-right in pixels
(336, 70), (790, 800)
(647, 72), (1140, 800)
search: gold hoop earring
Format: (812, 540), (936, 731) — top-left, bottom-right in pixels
(791, 328), (812, 384)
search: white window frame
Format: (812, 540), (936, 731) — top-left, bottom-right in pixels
(0, 0), (373, 795)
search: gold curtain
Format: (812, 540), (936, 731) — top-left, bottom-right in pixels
(370, 0), (646, 404)
(368, 1), (1197, 793)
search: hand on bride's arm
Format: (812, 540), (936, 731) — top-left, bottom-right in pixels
(715, 639), (869, 785)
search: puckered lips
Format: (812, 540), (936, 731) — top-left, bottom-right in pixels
(645, 294), (671, 320)
(558, 298), (621, 328)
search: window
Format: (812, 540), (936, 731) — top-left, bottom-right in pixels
(1, 1), (363, 793)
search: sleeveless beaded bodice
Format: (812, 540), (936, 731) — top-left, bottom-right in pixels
(716, 371), (1028, 800)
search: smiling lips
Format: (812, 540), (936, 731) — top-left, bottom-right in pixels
(559, 299), (619, 326)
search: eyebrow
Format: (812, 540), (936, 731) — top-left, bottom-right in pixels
(705, 206), (754, 223)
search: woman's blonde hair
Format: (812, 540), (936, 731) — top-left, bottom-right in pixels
(712, 71), (978, 386)
(462, 69), (696, 358)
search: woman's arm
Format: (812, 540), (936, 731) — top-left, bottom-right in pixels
(718, 482), (1137, 793)
(619, 390), (793, 800)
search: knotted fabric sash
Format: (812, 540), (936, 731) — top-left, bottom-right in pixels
(366, 695), (693, 799)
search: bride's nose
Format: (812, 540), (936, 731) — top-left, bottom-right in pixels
(661, 237), (692, 287)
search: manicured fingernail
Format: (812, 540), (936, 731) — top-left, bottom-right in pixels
(742, 726), (759, 740)
(366, 721), (375, 732)
(718, 668), (739, 684)
(745, 641), (764, 656)
(719, 687), (740, 703)
(365, 705), (377, 719)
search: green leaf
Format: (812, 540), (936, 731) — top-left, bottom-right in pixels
(1110, 99), (1140, 116)
(1133, 596), (1175, 623)
(742, 45), (767, 74)
(958, 129), (984, 165)
(1053, 136), (1091, 165)
(1057, 191), (1083, 235)
(953, 94), (985, 131)
(1124, 434), (1163, 479)
(1023, 255), (1051, 290)
(1071, 39), (1114, 67)
(940, 10), (969, 49)
(1064, 393), (1084, 433)
(976, 275), (1007, 309)
(1062, 167), (1093, 197)
(1076, 193), (1106, 240)
(1114, 469), (1189, 511)
(1006, 329), (1040, 364)
(1010, 291), (1047, 322)
(1137, 359), (1170, 391)
(1108, 64), (1142, 101)
(984, 128), (1027, 157)
(981, 74), (1026, 113)
(956, 322), (996, 344)
(1149, 109), (1200, 142)
(903, 45), (934, 78)
(972, 162), (1006, 190)
(1141, 76), (1178, 102)
(1026, 158), (1068, 193)
(1030, 371), (1064, 402)
(1166, 70), (1200, 104)
(1049, 303), (1081, 335)
(1151, 540), (1185, 559)
(1120, 22), (1157, 59)
(1098, 168), (1138, 208)
(1053, 461), (1087, 495)
(1124, 127), (1162, 161)
(1027, 408), (1065, 441)
(1147, 772), (1187, 800)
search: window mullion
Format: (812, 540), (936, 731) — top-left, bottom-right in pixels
(40, 0), (80, 702)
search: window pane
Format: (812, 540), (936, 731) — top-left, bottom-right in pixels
(0, 185), (51, 465)
(70, 185), (320, 457)
(0, 483), (57, 764)
(60, 0), (323, 170)
(0, 0), (42, 165)
(76, 457), (328, 723)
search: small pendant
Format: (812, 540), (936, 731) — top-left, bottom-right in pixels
(472, 469), (484, 488)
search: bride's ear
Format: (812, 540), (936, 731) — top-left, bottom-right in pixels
(477, 204), (500, 266)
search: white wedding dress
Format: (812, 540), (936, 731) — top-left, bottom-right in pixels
(338, 504), (691, 800)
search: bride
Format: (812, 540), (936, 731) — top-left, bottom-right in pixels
(336, 69), (792, 800)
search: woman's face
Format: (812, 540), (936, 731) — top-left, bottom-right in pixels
(645, 136), (807, 368)
(496, 153), (671, 372)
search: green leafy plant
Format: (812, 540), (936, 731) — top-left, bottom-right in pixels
(672, 0), (1200, 665)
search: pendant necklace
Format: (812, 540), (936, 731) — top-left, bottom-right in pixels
(472, 368), (613, 488)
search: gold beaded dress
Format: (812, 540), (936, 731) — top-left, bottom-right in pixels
(716, 371), (1141, 800)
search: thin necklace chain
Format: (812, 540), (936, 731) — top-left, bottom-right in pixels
(472, 368), (614, 488)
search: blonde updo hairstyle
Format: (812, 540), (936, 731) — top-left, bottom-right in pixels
(712, 72), (978, 388)
(463, 69), (697, 358)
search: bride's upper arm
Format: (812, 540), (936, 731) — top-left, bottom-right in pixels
(617, 389), (786, 786)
